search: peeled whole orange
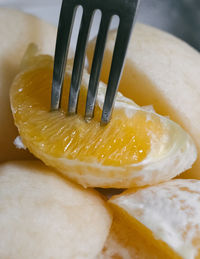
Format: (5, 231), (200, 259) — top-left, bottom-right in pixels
(0, 161), (112, 259)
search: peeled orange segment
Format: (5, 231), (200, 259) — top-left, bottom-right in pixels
(99, 207), (164, 259)
(109, 179), (200, 259)
(0, 161), (112, 259)
(87, 23), (200, 180)
(10, 47), (196, 188)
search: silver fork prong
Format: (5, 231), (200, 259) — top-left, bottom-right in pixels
(85, 13), (111, 120)
(51, 1), (77, 111)
(52, 0), (140, 123)
(68, 9), (93, 115)
(101, 15), (137, 124)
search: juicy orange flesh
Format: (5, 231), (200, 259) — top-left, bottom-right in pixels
(11, 55), (164, 166)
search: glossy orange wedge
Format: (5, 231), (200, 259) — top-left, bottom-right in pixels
(10, 45), (196, 188)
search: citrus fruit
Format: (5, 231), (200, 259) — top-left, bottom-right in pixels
(109, 179), (200, 259)
(99, 207), (164, 259)
(87, 23), (200, 180)
(0, 161), (112, 259)
(10, 45), (196, 188)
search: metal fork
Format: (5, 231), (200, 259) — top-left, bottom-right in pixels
(51, 0), (140, 124)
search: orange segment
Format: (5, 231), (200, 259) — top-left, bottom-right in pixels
(109, 179), (200, 259)
(10, 45), (197, 188)
(12, 64), (152, 166)
(99, 205), (167, 259)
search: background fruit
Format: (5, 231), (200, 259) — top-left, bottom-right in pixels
(0, 161), (112, 259)
(87, 23), (200, 179)
(10, 50), (196, 188)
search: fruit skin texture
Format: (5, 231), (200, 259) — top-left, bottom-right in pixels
(110, 179), (200, 259)
(10, 48), (197, 188)
(0, 161), (112, 259)
(0, 8), (57, 162)
(87, 23), (200, 180)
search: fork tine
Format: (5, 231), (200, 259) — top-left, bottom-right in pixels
(51, 1), (77, 111)
(68, 9), (93, 115)
(101, 18), (136, 125)
(85, 13), (111, 120)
